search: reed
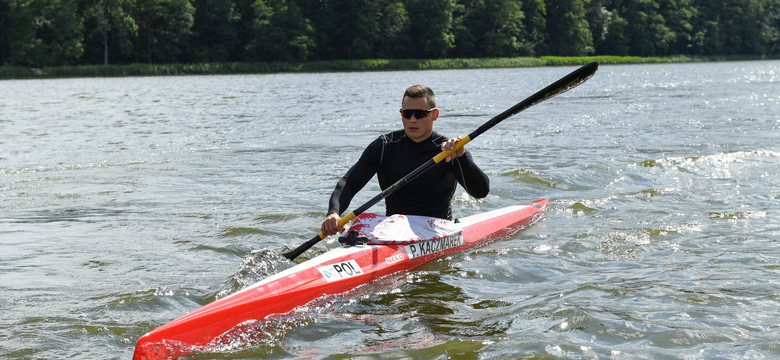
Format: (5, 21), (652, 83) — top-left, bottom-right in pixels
(0, 66), (38, 77)
(1, 55), (776, 79)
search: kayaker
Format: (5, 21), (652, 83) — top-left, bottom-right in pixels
(321, 84), (490, 236)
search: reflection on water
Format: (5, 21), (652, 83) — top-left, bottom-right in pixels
(1, 60), (778, 358)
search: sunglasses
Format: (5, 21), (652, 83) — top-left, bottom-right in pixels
(400, 108), (436, 119)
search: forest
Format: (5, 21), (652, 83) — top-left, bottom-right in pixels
(1, 0), (778, 68)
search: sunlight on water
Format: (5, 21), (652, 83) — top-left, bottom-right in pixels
(1, 61), (778, 359)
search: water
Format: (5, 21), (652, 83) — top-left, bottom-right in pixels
(1, 61), (778, 359)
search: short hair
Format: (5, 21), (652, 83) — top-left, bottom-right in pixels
(403, 84), (436, 108)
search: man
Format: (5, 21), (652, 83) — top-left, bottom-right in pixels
(321, 84), (490, 236)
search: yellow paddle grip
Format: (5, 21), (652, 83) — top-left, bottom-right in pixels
(318, 211), (358, 239)
(433, 135), (472, 163)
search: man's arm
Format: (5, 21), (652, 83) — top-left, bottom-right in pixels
(452, 151), (490, 198)
(440, 137), (489, 198)
(322, 138), (383, 235)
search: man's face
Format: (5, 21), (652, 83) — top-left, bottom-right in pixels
(401, 96), (438, 143)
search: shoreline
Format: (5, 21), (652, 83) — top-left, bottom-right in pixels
(1, 55), (777, 79)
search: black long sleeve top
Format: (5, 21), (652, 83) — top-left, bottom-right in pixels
(328, 130), (490, 220)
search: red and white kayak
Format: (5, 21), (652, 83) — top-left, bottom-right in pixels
(133, 199), (548, 359)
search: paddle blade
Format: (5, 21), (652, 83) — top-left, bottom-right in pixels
(469, 61), (599, 140)
(285, 62), (599, 261)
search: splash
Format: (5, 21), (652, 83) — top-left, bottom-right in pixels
(638, 150), (779, 174)
(214, 249), (293, 300)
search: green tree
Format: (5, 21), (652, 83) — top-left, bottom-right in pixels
(243, 0), (314, 61)
(299, 0), (381, 60)
(191, 0), (239, 62)
(299, 0), (407, 60)
(522, 0), (547, 56)
(451, 1), (474, 57)
(728, 0), (768, 54)
(586, 0), (612, 54)
(690, 0), (770, 55)
(1, 0), (10, 64)
(766, 0), (780, 54)
(80, 0), (138, 64)
(657, 0), (698, 54)
(454, 0), (530, 57)
(235, 0), (271, 61)
(544, 0), (593, 55)
(404, 0), (457, 58)
(621, 0), (674, 56)
(602, 13), (630, 55)
(376, 0), (410, 58)
(7, 0), (84, 66)
(4, 0), (780, 67)
(131, 0), (195, 63)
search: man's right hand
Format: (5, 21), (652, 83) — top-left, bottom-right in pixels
(321, 212), (345, 236)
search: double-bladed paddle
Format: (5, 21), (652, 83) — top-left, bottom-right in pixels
(283, 61), (599, 260)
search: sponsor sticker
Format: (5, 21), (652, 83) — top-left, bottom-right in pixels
(317, 259), (364, 282)
(385, 253), (406, 265)
(404, 235), (464, 259)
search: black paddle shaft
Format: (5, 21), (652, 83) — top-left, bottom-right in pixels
(468, 61), (599, 140)
(283, 62), (599, 260)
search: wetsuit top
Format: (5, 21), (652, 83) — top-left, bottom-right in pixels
(328, 130), (490, 220)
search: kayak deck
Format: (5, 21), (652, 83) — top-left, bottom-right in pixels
(133, 199), (547, 359)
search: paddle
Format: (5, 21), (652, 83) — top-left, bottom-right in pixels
(283, 61), (599, 261)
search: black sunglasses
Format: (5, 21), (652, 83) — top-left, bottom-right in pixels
(400, 108), (436, 119)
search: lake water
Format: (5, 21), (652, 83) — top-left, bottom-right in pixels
(1, 60), (778, 359)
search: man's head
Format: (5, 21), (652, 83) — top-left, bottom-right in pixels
(402, 84), (437, 108)
(401, 85), (439, 143)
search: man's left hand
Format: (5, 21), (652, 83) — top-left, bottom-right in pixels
(442, 136), (466, 162)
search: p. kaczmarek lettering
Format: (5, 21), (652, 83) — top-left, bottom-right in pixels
(404, 235), (464, 259)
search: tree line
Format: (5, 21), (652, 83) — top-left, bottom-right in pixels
(1, 0), (778, 68)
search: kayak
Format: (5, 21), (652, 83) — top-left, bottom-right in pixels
(133, 199), (548, 359)
(134, 200), (547, 358)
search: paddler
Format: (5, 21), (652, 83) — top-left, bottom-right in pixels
(321, 84), (490, 236)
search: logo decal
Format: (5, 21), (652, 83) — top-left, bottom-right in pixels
(404, 235), (464, 259)
(385, 253), (406, 265)
(317, 260), (364, 282)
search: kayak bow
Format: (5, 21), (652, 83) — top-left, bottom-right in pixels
(134, 199), (548, 359)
